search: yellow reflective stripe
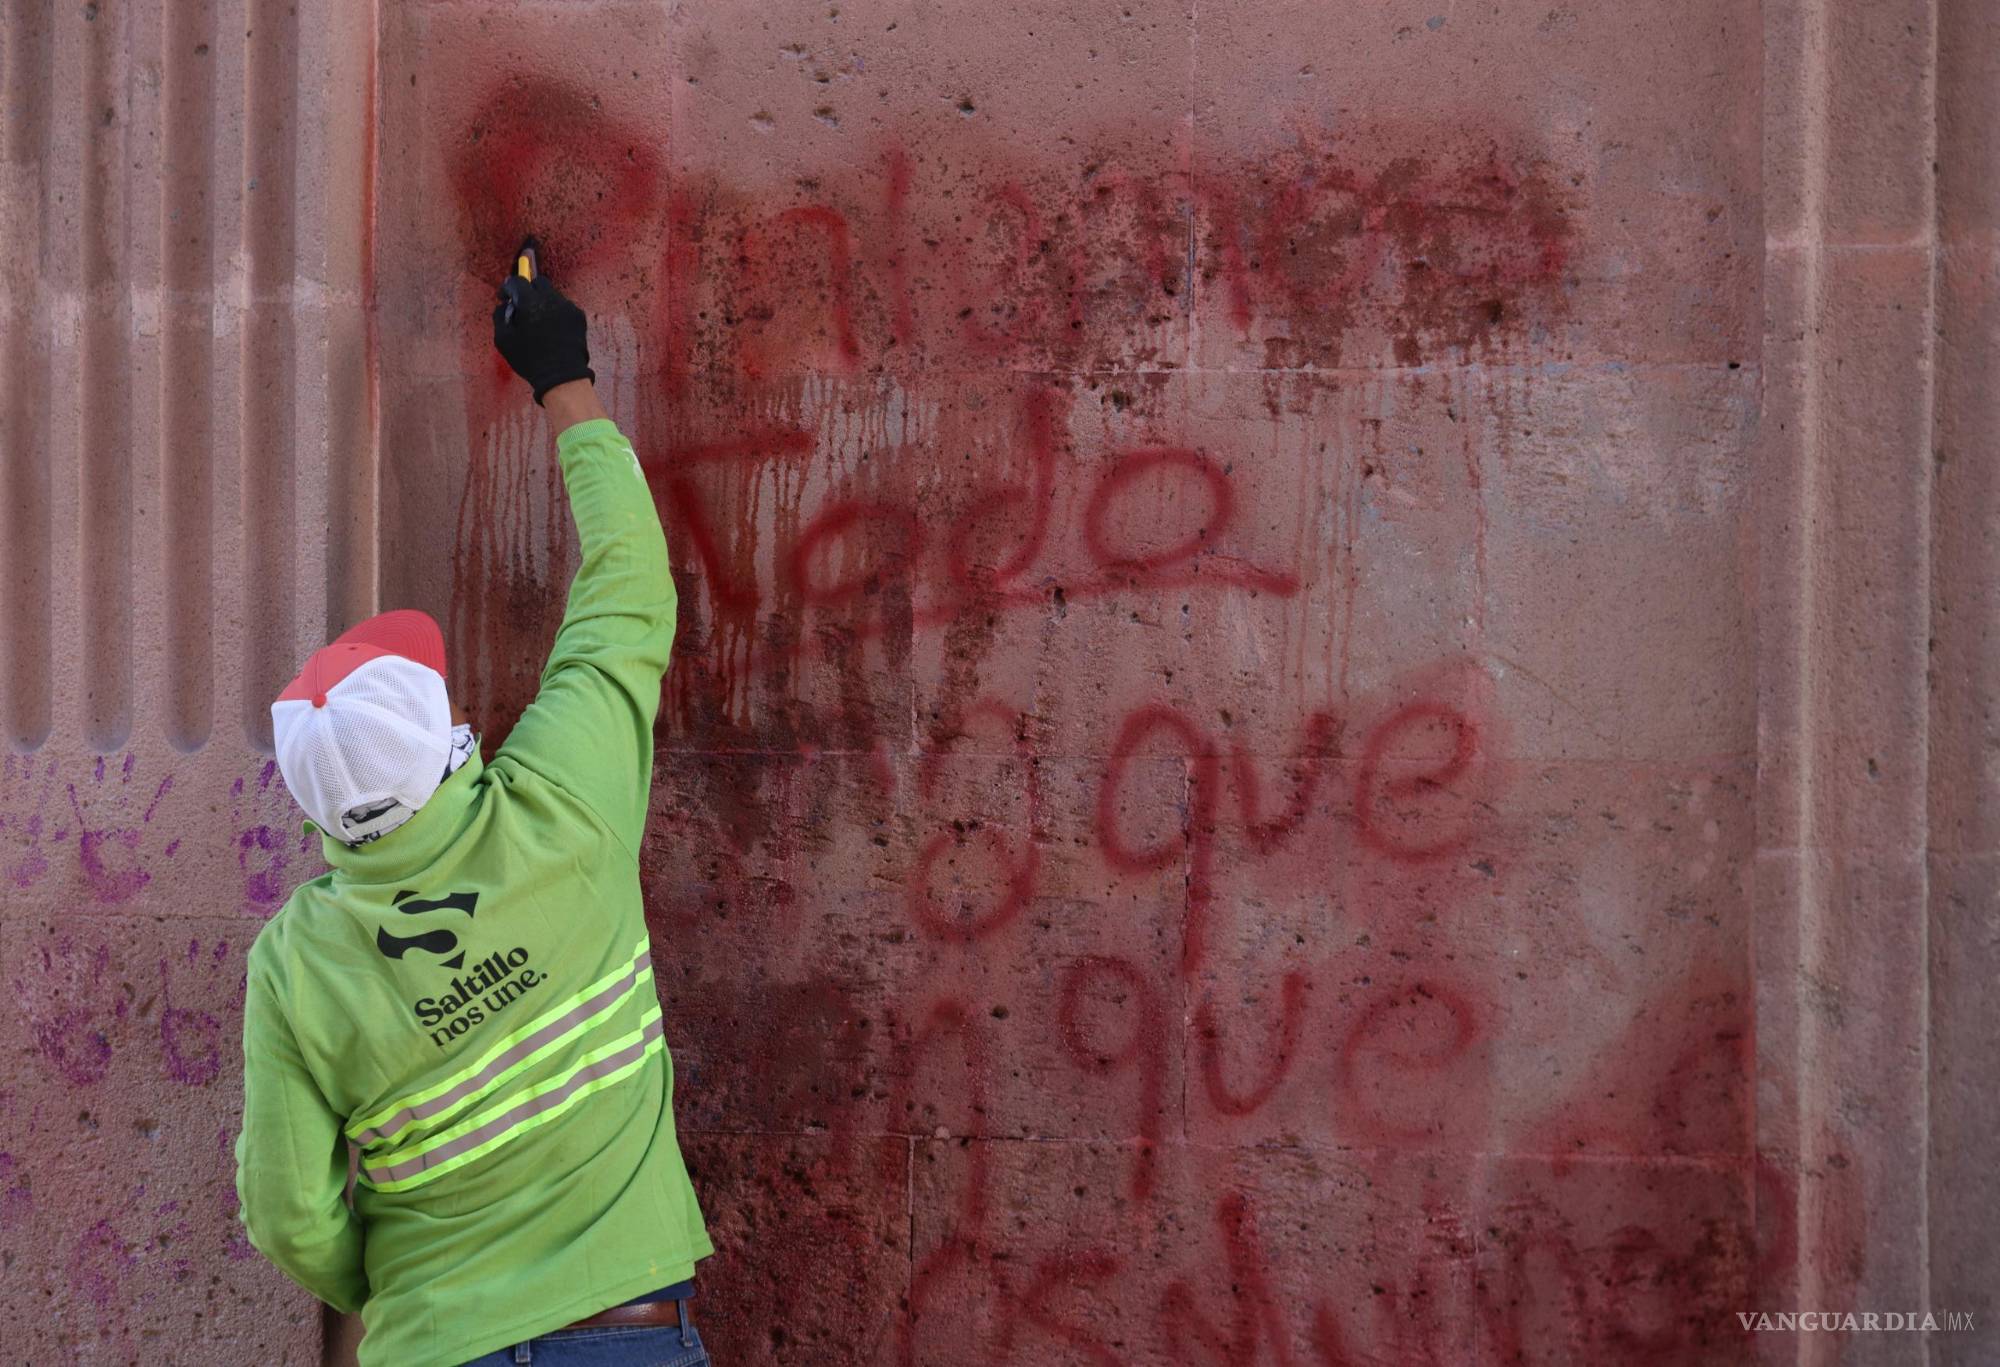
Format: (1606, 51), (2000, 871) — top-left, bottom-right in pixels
(346, 938), (649, 1141)
(347, 938), (648, 1141)
(366, 963), (654, 1154)
(363, 1027), (665, 1194)
(374, 1000), (664, 1170)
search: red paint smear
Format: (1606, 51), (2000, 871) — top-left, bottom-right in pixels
(1095, 704), (1223, 977)
(1096, 705), (1211, 876)
(996, 1250), (1125, 1367)
(1232, 709), (1343, 854)
(893, 1001), (995, 1367)
(1195, 971), (1309, 1119)
(733, 205), (862, 379)
(1056, 955), (1163, 1200)
(957, 181), (1053, 359)
(1335, 979), (1486, 1147)
(940, 386), (1060, 597)
(908, 700), (1041, 944)
(784, 499), (924, 608)
(1353, 701), (1483, 863)
(446, 78), (660, 284)
(1162, 1191), (1348, 1367)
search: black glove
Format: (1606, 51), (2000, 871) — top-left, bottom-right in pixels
(492, 274), (594, 405)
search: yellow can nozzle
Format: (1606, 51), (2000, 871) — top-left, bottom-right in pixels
(501, 237), (540, 324)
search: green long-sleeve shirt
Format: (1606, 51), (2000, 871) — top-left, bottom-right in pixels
(236, 419), (710, 1367)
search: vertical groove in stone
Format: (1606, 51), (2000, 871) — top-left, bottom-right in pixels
(240, 0), (300, 749)
(310, 0), (381, 639)
(0, 0), (54, 750)
(162, 0), (220, 751)
(77, 0), (134, 752)
(206, 0), (249, 751)
(79, 0), (133, 751)
(123, 0), (166, 752)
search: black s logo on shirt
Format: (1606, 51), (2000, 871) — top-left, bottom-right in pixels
(377, 889), (479, 969)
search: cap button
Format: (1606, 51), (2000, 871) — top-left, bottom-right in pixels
(312, 693), (328, 708)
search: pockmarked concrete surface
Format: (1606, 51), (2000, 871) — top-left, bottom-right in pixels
(2, 1), (1992, 1363)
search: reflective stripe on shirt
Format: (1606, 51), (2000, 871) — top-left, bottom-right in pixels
(348, 939), (652, 1148)
(362, 1011), (665, 1192)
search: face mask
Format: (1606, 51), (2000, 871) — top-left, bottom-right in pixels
(337, 724), (477, 846)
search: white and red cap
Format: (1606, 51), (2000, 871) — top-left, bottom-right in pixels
(271, 610), (454, 843)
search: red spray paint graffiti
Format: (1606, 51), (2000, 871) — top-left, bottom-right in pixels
(347, 70), (1865, 1367)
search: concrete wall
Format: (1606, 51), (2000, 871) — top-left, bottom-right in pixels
(0, 1), (1991, 1363)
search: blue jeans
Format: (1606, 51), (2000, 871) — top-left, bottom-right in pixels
(458, 1315), (708, 1367)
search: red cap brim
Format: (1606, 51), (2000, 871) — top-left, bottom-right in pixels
(274, 609), (448, 705)
(331, 609), (448, 678)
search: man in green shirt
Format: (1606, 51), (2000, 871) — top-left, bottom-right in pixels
(236, 258), (712, 1367)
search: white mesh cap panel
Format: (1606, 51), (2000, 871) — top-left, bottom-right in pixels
(271, 655), (453, 840)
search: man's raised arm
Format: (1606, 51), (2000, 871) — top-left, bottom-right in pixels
(485, 261), (676, 854)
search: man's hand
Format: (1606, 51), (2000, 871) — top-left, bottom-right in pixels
(492, 272), (594, 405)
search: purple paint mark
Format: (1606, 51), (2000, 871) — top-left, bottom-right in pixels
(224, 1222), (255, 1262)
(234, 765), (304, 911)
(67, 768), (176, 904)
(237, 826), (290, 909)
(74, 819), (152, 900)
(34, 1010), (112, 1084)
(68, 1219), (136, 1309)
(159, 962), (224, 1089)
(25, 941), (116, 1085)
(10, 811), (49, 889)
(4, 762), (57, 889)
(0, 1153), (32, 1231)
